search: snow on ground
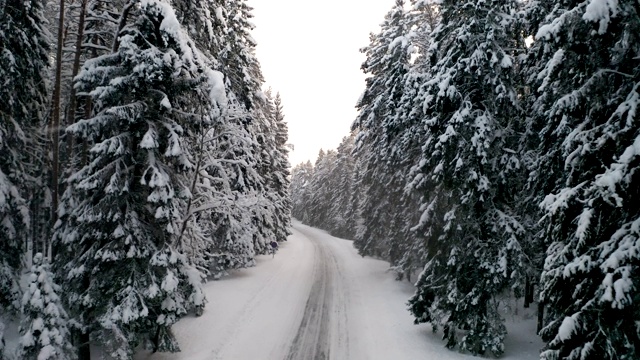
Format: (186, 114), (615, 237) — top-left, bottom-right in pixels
(130, 220), (543, 359)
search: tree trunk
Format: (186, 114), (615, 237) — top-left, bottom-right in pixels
(524, 275), (535, 308)
(537, 301), (544, 334)
(50, 0), (65, 258)
(112, 1), (135, 52)
(77, 275), (91, 360)
(65, 0), (89, 170)
(76, 329), (91, 360)
(82, 97), (92, 166)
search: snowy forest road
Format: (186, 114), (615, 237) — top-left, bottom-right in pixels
(135, 221), (490, 360)
(284, 225), (348, 360)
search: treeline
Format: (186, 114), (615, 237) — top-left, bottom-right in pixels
(0, 0), (291, 359)
(290, 0), (639, 358)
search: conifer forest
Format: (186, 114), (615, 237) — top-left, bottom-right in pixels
(290, 0), (640, 359)
(1, 0), (639, 359)
(1, 0), (291, 357)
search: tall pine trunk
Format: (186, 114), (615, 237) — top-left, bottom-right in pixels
(65, 0), (89, 170)
(50, 0), (65, 259)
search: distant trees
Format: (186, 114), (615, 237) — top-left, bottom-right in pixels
(290, 161), (314, 223)
(290, 0), (640, 357)
(290, 135), (360, 240)
(0, 0), (291, 358)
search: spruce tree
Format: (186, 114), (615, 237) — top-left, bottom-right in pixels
(406, 0), (526, 355)
(266, 91), (292, 242)
(307, 150), (338, 228)
(222, 0), (263, 110)
(0, 0), (50, 331)
(53, 1), (211, 356)
(525, 0), (640, 358)
(352, 0), (415, 258)
(174, 0), (263, 110)
(196, 93), (264, 275)
(173, 0), (280, 266)
(290, 161), (314, 223)
(247, 91), (284, 254)
(327, 134), (358, 239)
(16, 253), (75, 360)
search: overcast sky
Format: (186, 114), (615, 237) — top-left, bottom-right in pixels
(246, 0), (397, 167)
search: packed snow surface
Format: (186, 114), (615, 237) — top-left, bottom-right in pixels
(135, 221), (541, 360)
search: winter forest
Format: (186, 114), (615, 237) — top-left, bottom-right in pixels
(1, 0), (639, 358)
(1, 0), (292, 358)
(290, 0), (640, 359)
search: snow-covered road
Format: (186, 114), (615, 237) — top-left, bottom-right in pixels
(135, 221), (539, 360)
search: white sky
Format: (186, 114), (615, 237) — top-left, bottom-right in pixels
(246, 0), (397, 167)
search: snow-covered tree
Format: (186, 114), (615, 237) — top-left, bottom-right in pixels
(289, 136), (362, 241)
(353, 0), (413, 154)
(174, 0), (262, 110)
(406, 0), (527, 355)
(60, 0), (126, 172)
(306, 149), (339, 228)
(326, 134), (359, 239)
(263, 90), (292, 243)
(53, 0), (213, 356)
(172, 0), (284, 267)
(194, 93), (264, 276)
(351, 0), (415, 258)
(15, 253), (75, 360)
(0, 0), (50, 327)
(290, 161), (314, 223)
(221, 0), (263, 111)
(525, 0), (640, 358)
(246, 90), (286, 254)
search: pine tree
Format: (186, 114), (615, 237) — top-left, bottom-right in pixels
(290, 161), (314, 223)
(351, 0), (414, 258)
(406, 0), (527, 355)
(389, 2), (441, 280)
(0, 0), (50, 319)
(61, 0), (127, 172)
(174, 0), (262, 110)
(16, 253), (75, 360)
(53, 1), (211, 357)
(327, 134), (358, 239)
(307, 149), (338, 228)
(222, 0), (263, 111)
(345, 0), (431, 279)
(525, 0), (640, 358)
(266, 91), (292, 242)
(247, 90), (285, 254)
(195, 93), (264, 275)
(173, 0), (279, 266)
(229, 0), (282, 255)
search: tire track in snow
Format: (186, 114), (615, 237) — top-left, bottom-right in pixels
(210, 249), (298, 360)
(286, 226), (349, 360)
(327, 243), (350, 358)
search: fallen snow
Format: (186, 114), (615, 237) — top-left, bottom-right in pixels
(1, 222), (543, 359)
(133, 221), (542, 360)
